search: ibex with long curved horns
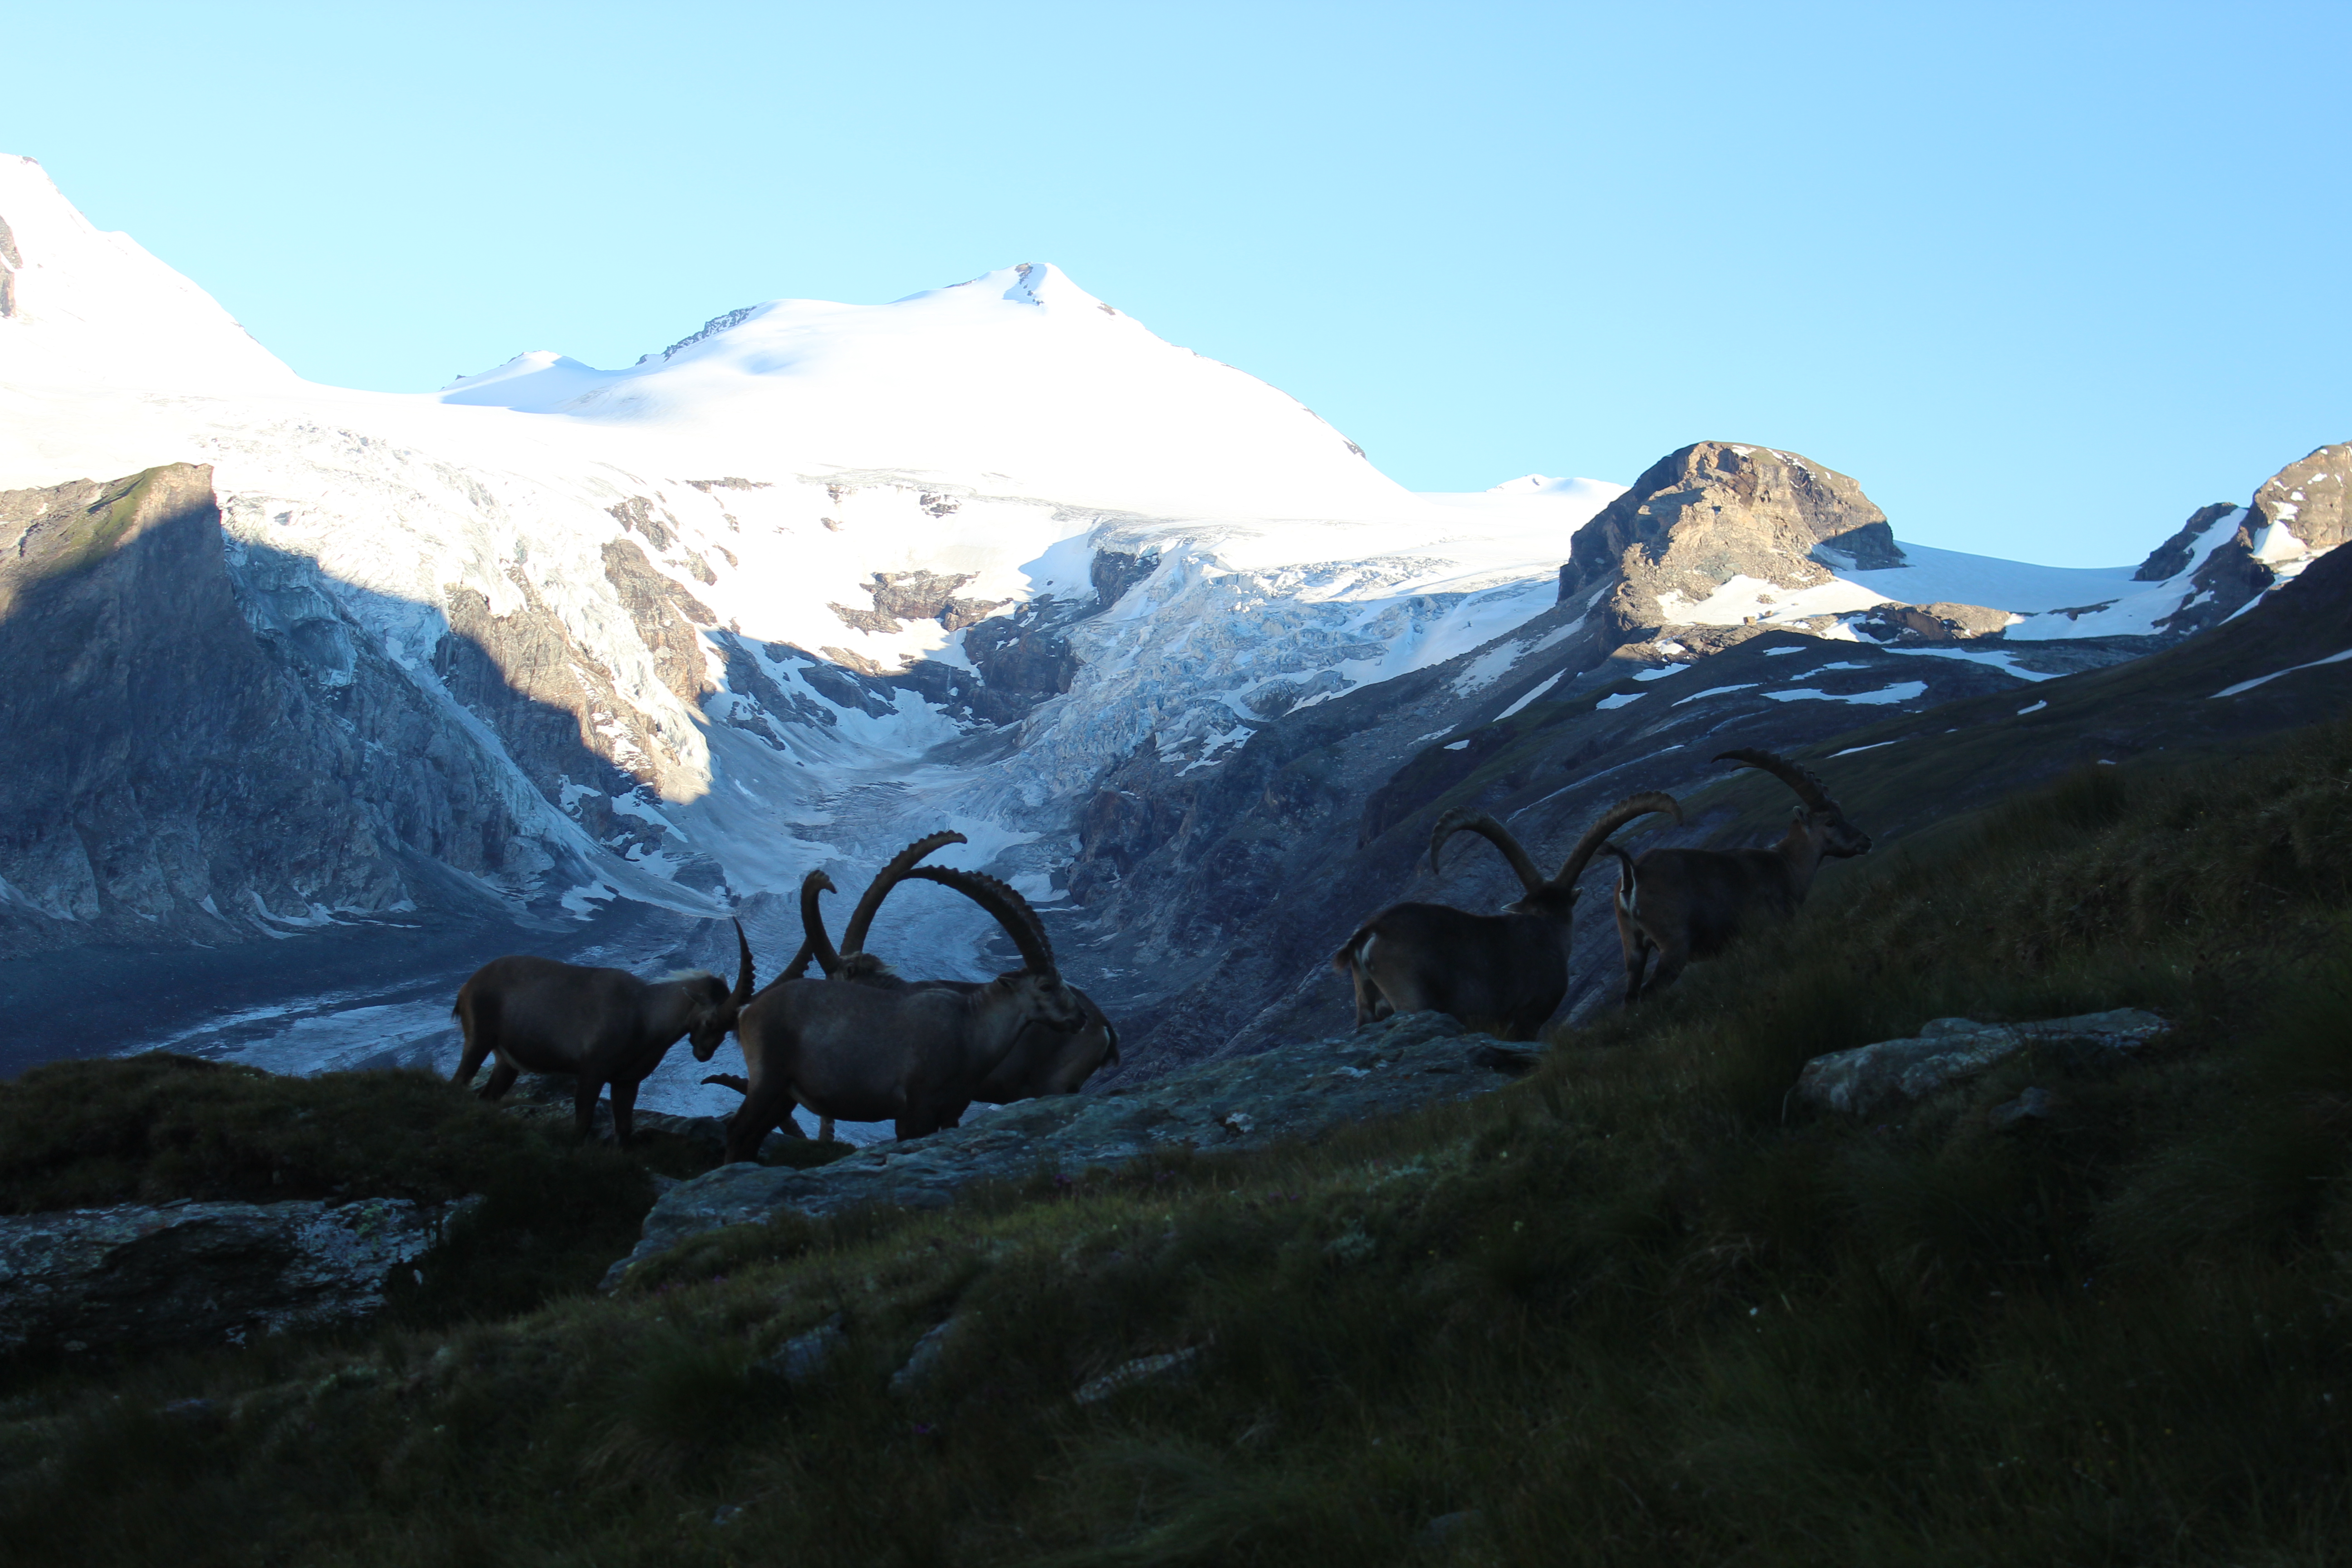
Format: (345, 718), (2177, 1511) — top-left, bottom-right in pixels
(722, 848), (1088, 1157)
(450, 921), (755, 1144)
(801, 833), (1120, 1102)
(1333, 793), (1681, 1038)
(1600, 748), (1872, 1003)
(708, 846), (1120, 1144)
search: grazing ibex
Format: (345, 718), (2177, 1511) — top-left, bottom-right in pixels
(722, 849), (1088, 1156)
(708, 848), (1120, 1146)
(1601, 748), (1872, 1003)
(808, 834), (1120, 1102)
(451, 921), (755, 1144)
(1333, 793), (1682, 1038)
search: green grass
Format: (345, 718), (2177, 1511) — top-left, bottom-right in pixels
(4, 722), (2351, 1566)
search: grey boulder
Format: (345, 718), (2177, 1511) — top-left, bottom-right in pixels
(0, 1194), (475, 1356)
(1793, 1009), (2168, 1118)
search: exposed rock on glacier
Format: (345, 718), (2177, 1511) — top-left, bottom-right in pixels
(0, 1193), (471, 1355)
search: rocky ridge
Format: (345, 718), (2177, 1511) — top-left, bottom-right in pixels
(603, 1009), (1531, 1287)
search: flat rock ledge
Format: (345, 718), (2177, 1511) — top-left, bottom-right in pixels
(1793, 1009), (2169, 1119)
(604, 1012), (1530, 1289)
(0, 1195), (472, 1357)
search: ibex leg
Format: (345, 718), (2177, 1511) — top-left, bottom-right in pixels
(726, 1077), (799, 1163)
(1645, 943), (1692, 995)
(573, 1075), (603, 1140)
(609, 1077), (639, 1147)
(1622, 935), (1654, 1005)
(478, 1060), (520, 1100)
(451, 995), (495, 1088)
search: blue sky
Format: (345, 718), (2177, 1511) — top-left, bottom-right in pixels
(4, 1), (2344, 565)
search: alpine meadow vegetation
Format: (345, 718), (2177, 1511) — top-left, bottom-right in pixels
(3, 720), (2349, 1567)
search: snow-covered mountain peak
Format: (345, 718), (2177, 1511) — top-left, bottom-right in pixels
(435, 260), (1401, 519)
(0, 154), (294, 392)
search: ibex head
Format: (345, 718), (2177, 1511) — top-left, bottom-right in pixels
(688, 918), (758, 1061)
(1716, 749), (1871, 859)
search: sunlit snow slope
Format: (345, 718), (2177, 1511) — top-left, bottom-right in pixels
(0, 154), (1625, 1005)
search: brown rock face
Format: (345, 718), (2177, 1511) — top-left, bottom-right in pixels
(2247, 443), (2351, 554)
(1555, 442), (1902, 642)
(2159, 442), (2350, 635)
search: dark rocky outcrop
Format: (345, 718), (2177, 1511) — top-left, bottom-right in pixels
(0, 1193), (470, 1355)
(829, 570), (1005, 635)
(2149, 444), (2348, 635)
(2134, 501), (2240, 581)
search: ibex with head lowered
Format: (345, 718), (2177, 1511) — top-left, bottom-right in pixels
(708, 845), (1120, 1144)
(805, 834), (1120, 1102)
(722, 844), (1088, 1157)
(451, 921), (755, 1144)
(1333, 793), (1681, 1039)
(1599, 748), (1872, 1003)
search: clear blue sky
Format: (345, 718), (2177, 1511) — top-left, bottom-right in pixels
(5, 2), (2345, 565)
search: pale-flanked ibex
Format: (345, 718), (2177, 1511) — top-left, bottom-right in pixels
(1334, 793), (1681, 1038)
(1600, 748), (1872, 1003)
(721, 848), (1088, 1156)
(450, 921), (755, 1144)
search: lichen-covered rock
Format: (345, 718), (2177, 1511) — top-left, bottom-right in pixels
(0, 1195), (475, 1355)
(603, 1011), (1522, 1288)
(1793, 1009), (2167, 1118)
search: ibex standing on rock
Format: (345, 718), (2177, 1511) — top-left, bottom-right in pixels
(1600, 748), (1872, 1003)
(451, 921), (755, 1144)
(1334, 793), (1682, 1039)
(722, 843), (1088, 1156)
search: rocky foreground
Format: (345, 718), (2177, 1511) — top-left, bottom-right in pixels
(604, 1010), (1536, 1286)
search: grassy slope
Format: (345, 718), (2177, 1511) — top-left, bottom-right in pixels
(4, 722), (2350, 1567)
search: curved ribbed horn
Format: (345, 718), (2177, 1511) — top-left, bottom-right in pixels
(778, 937), (817, 982)
(1428, 808), (1545, 897)
(1553, 792), (1683, 888)
(725, 918), (756, 1014)
(840, 831), (969, 956)
(1716, 749), (1834, 812)
(799, 870), (841, 976)
(899, 865), (1058, 976)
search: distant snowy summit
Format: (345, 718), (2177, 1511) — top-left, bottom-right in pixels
(434, 261), (1408, 520)
(0, 156), (293, 390)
